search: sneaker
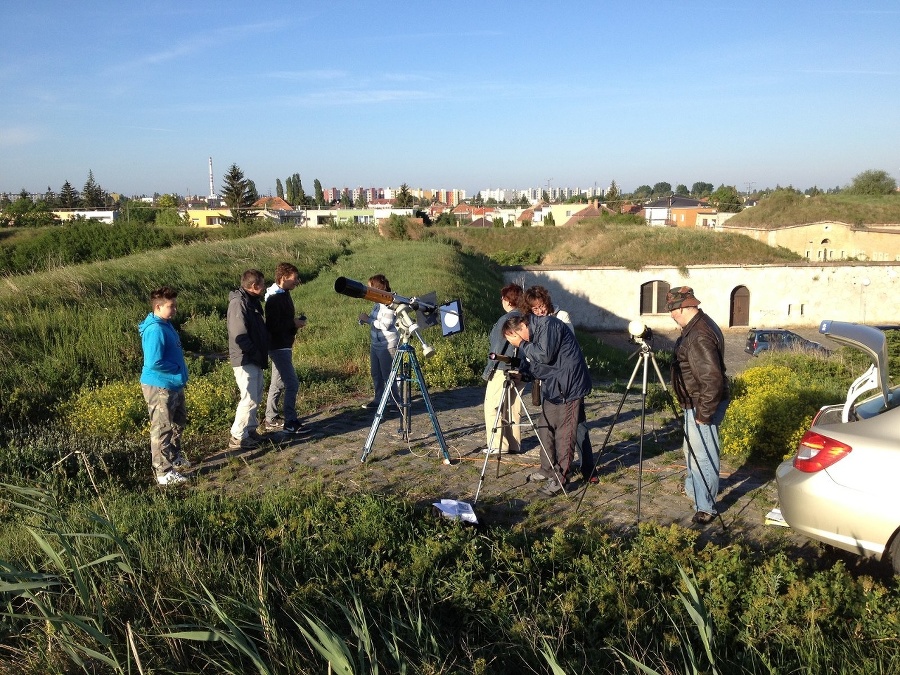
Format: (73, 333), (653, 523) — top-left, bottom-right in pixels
(527, 471), (550, 482)
(481, 447), (500, 455)
(360, 400), (377, 409)
(172, 456), (191, 471)
(691, 511), (716, 525)
(265, 417), (285, 432)
(156, 470), (187, 486)
(283, 420), (306, 434)
(540, 478), (567, 496)
(582, 473), (599, 485)
(228, 435), (261, 450)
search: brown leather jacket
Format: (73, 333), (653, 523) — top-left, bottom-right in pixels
(671, 310), (729, 423)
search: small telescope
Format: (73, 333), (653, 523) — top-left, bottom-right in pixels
(488, 352), (520, 368)
(334, 276), (465, 340)
(628, 319), (653, 346)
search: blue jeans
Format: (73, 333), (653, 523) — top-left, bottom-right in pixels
(267, 348), (299, 424)
(682, 401), (728, 514)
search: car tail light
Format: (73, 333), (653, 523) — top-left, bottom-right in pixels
(793, 431), (852, 472)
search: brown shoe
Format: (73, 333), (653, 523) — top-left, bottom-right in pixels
(691, 511), (716, 525)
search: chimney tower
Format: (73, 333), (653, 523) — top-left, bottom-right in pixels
(208, 157), (216, 198)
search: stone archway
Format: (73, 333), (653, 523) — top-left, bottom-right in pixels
(730, 286), (750, 327)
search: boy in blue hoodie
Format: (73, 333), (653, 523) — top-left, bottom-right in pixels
(139, 286), (190, 486)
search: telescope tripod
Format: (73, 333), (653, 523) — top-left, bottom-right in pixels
(360, 341), (450, 463)
(576, 341), (724, 530)
(473, 370), (566, 504)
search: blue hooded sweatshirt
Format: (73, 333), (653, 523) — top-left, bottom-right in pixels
(139, 313), (189, 390)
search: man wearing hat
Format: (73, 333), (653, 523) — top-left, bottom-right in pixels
(666, 286), (729, 525)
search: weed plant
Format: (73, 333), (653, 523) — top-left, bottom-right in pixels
(0, 482), (897, 674)
(728, 191), (900, 228)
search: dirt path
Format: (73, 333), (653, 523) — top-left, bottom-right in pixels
(193, 381), (811, 556)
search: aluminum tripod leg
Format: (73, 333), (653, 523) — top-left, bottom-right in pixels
(360, 343), (450, 463)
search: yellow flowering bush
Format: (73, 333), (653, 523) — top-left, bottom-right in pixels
(721, 364), (831, 463)
(63, 380), (147, 437)
(63, 363), (236, 439)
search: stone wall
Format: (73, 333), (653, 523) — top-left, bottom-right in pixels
(503, 262), (900, 332)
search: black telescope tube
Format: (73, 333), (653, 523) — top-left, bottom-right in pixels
(334, 276), (368, 298)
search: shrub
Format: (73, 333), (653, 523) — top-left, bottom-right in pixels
(721, 363), (837, 463)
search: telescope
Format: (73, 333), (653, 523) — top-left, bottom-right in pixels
(334, 276), (465, 340)
(628, 319), (653, 345)
(488, 352), (520, 368)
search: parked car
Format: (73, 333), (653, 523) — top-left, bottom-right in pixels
(776, 320), (900, 574)
(744, 328), (830, 357)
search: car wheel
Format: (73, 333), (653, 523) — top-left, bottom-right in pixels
(890, 531), (900, 576)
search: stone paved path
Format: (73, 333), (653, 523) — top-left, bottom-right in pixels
(193, 380), (807, 553)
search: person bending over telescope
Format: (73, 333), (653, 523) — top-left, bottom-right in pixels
(503, 313), (592, 495)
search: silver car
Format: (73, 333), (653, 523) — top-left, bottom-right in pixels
(776, 320), (900, 574)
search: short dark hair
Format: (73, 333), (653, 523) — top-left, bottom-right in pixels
(275, 262), (300, 283)
(150, 286), (177, 309)
(368, 274), (391, 292)
(241, 269), (264, 289)
(521, 285), (555, 315)
(501, 283), (523, 307)
(502, 314), (528, 335)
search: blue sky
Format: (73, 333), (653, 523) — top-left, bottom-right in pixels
(1, 0), (898, 198)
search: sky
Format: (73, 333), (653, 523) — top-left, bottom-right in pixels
(1, 0), (899, 198)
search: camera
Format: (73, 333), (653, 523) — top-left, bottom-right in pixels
(489, 352), (520, 368)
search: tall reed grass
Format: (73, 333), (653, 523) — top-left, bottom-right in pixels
(1, 482), (897, 673)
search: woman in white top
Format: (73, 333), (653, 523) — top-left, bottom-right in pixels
(357, 274), (399, 408)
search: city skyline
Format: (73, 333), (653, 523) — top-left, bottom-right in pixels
(1, 1), (899, 197)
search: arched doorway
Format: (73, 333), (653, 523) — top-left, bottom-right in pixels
(730, 286), (750, 327)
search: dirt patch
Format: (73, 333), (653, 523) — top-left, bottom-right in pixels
(192, 381), (814, 557)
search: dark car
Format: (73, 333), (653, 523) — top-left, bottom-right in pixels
(744, 328), (830, 357)
(776, 321), (900, 574)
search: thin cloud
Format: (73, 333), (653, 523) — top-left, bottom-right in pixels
(0, 126), (41, 147)
(264, 70), (348, 81)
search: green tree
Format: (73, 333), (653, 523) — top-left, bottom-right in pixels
(82, 170), (104, 208)
(285, 176), (294, 205)
(845, 169), (897, 196)
(354, 191), (368, 208)
(632, 185), (652, 200)
(709, 184), (744, 213)
(340, 188), (353, 208)
(1, 190), (57, 227)
(690, 181), (714, 198)
(519, 194), (530, 207)
(276, 178), (284, 200)
(59, 181), (80, 208)
(394, 183), (414, 208)
(652, 182), (672, 196)
(247, 180), (259, 203)
(675, 183), (689, 196)
(156, 194), (177, 208)
(293, 174), (306, 206)
(543, 211), (556, 226)
(434, 211), (456, 227)
(605, 180), (620, 206)
(221, 163), (258, 225)
(313, 179), (325, 208)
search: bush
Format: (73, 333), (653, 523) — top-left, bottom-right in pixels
(721, 363), (838, 463)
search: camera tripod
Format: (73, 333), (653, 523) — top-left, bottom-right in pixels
(576, 339), (724, 530)
(360, 341), (451, 463)
(473, 368), (566, 504)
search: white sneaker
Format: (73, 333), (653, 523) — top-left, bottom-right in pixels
(157, 470), (188, 486)
(481, 447), (500, 455)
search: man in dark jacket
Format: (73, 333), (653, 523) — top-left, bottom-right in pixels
(264, 262), (307, 434)
(503, 313), (592, 495)
(667, 286), (729, 525)
(227, 269), (270, 449)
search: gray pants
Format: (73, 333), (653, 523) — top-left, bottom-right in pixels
(141, 384), (186, 477)
(266, 348), (299, 424)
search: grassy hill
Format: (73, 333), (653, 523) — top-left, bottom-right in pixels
(725, 191), (900, 228)
(429, 218), (802, 268)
